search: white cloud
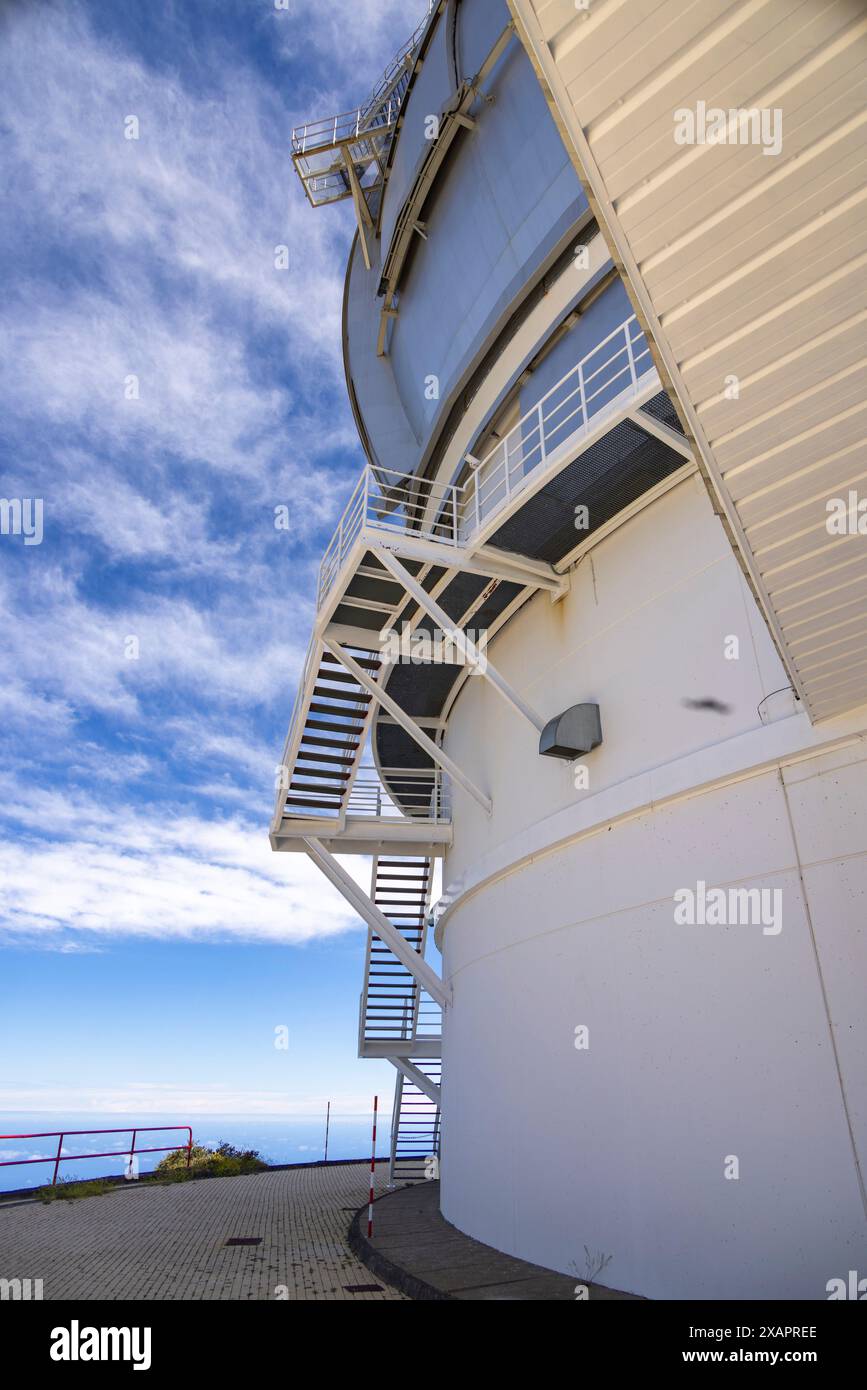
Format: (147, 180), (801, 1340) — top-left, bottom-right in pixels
(0, 565), (304, 719)
(0, 784), (371, 946)
(275, 0), (430, 99)
(0, 3), (393, 956)
(0, 2), (357, 480)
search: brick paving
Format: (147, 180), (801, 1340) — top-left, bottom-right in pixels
(0, 1162), (406, 1301)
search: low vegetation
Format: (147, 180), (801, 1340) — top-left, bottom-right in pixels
(31, 1142), (268, 1201)
(36, 1179), (116, 1203)
(150, 1141), (268, 1182)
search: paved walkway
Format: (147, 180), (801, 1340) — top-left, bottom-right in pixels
(0, 1162), (405, 1301)
(354, 1182), (641, 1300)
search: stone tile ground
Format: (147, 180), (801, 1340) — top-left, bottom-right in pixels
(0, 1162), (406, 1301)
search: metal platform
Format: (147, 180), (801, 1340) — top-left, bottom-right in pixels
(290, 5), (434, 267)
(271, 314), (685, 857)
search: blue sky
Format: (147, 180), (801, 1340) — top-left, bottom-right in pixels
(0, 0), (428, 1122)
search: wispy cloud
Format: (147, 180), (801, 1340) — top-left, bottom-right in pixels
(0, 783), (372, 946)
(0, 566), (303, 726)
(0, 0), (414, 963)
(274, 0), (430, 99)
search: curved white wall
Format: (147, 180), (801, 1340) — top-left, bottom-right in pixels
(437, 476), (867, 1299)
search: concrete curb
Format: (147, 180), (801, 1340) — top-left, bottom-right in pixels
(347, 1195), (453, 1302)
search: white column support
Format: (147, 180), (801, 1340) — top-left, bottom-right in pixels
(322, 637), (492, 815)
(388, 1056), (442, 1106)
(375, 548), (547, 735)
(304, 837), (451, 1010)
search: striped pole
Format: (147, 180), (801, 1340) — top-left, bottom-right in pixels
(367, 1095), (378, 1239)
(324, 1101), (331, 1164)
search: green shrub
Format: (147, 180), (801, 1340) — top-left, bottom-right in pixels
(151, 1141), (267, 1182)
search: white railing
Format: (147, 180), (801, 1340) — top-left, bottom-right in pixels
(364, 2), (432, 116)
(291, 97), (400, 157)
(467, 314), (652, 529)
(346, 767), (450, 822)
(362, 992), (442, 1046)
(317, 315), (655, 609)
(291, 2), (432, 157)
(272, 637), (321, 830)
(317, 464), (462, 607)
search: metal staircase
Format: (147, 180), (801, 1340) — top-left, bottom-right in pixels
(357, 854), (442, 1185)
(269, 319), (688, 1178)
(390, 1061), (442, 1185)
(289, 4), (434, 256)
(358, 856), (442, 1059)
(281, 648), (378, 819)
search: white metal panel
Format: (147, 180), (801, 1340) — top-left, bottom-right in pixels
(511, 0), (867, 720)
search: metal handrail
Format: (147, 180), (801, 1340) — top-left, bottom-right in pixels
(0, 1126), (193, 1187)
(346, 767), (448, 820)
(317, 315), (654, 610)
(292, 98), (400, 156)
(277, 315), (655, 829)
(292, 2), (432, 155)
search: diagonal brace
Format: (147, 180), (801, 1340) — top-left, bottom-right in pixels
(389, 1057), (442, 1106)
(375, 548), (546, 734)
(323, 637), (492, 815)
(304, 836), (450, 1010)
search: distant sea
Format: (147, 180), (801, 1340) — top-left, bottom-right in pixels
(0, 1113), (381, 1194)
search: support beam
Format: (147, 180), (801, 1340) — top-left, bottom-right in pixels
(625, 408), (694, 461)
(389, 1056), (442, 1106)
(477, 18), (515, 83)
(341, 150), (373, 271)
(341, 150), (373, 229)
(323, 637), (493, 815)
(376, 714), (446, 730)
(321, 621), (388, 651)
(474, 542), (568, 592)
(371, 528), (565, 593)
(361, 1037), (442, 1058)
(375, 548), (547, 734)
(304, 837), (450, 1010)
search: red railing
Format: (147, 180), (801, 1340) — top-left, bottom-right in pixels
(0, 1127), (193, 1186)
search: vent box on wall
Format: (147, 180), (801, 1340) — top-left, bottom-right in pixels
(538, 703), (602, 760)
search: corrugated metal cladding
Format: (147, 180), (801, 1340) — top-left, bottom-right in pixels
(511, 0), (867, 723)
